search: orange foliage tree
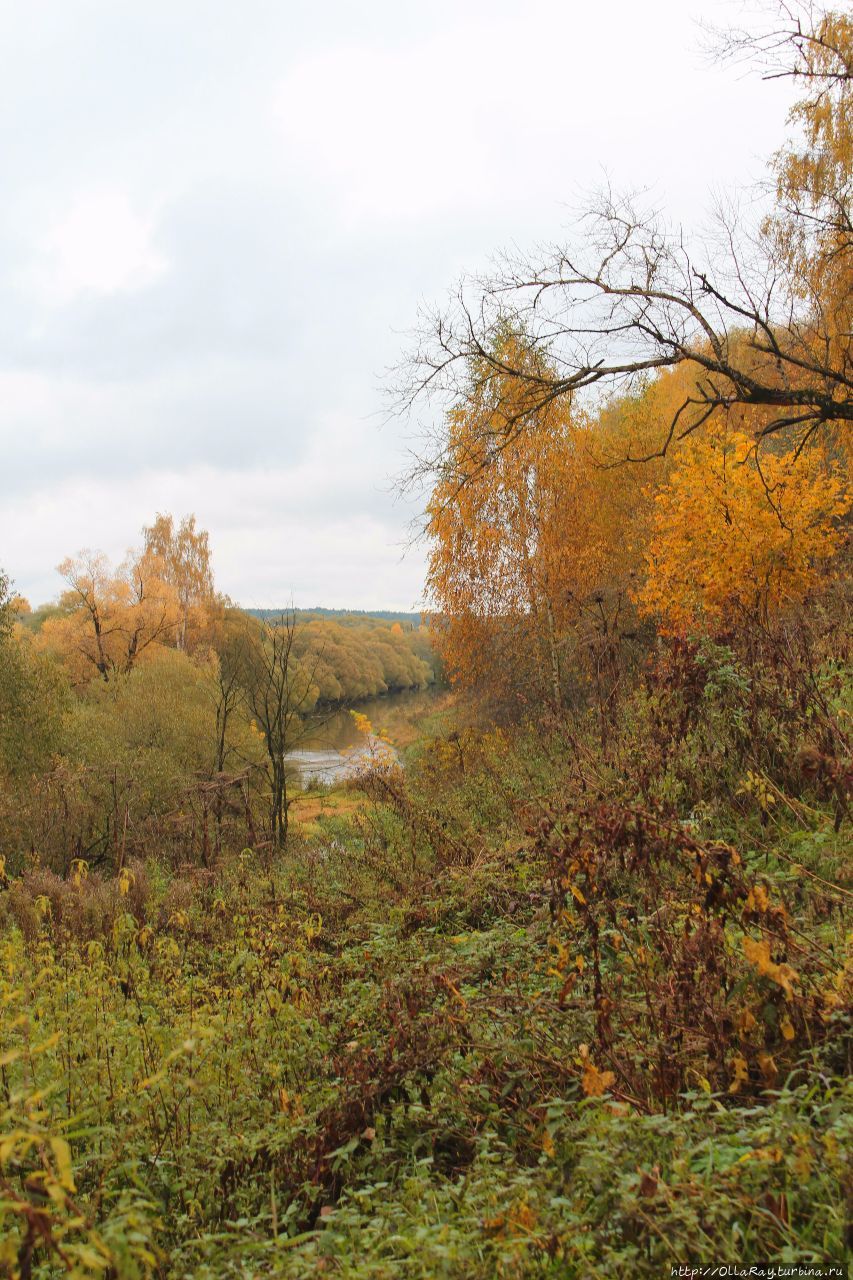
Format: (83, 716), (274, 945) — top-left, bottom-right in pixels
(425, 333), (655, 715)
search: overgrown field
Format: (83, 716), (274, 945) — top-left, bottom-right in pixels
(1, 639), (850, 1278)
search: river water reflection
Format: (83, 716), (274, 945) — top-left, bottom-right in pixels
(285, 687), (441, 786)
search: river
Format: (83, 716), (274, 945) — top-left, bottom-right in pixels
(285, 686), (445, 786)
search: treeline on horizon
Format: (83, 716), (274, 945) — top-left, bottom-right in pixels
(251, 606), (424, 625)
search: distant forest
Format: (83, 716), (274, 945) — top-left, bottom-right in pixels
(250, 607), (423, 626)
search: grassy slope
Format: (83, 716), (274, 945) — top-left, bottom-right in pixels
(0, 696), (850, 1278)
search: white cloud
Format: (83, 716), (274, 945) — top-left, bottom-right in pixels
(0, 462), (426, 613)
(31, 191), (168, 306)
(272, 39), (494, 223)
(270, 5), (791, 232)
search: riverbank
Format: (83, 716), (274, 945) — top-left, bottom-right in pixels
(287, 685), (454, 831)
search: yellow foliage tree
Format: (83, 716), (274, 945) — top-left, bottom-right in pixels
(770, 8), (852, 352)
(38, 550), (181, 684)
(142, 513), (216, 652)
(426, 334), (582, 709)
(637, 430), (849, 636)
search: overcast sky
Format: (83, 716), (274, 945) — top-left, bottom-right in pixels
(0, 0), (794, 610)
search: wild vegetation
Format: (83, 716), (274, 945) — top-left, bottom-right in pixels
(2, 527), (436, 868)
(0, 3), (851, 1276)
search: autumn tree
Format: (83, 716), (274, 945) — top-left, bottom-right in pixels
(637, 429), (849, 636)
(0, 567), (12, 641)
(425, 331), (654, 720)
(723, 2), (851, 301)
(64, 646), (224, 867)
(399, 3), (851, 472)
(208, 610), (251, 778)
(287, 617), (433, 703)
(239, 611), (320, 846)
(0, 569), (67, 778)
(39, 550), (180, 683)
(759, 3), (852, 462)
(142, 513), (216, 651)
(425, 333), (570, 711)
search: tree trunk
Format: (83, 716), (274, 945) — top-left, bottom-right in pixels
(270, 756), (288, 847)
(544, 596), (562, 709)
